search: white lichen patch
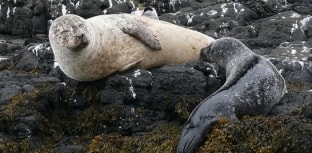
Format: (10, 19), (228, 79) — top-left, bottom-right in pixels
(206, 63), (218, 77)
(300, 15), (312, 32)
(12, 7), (16, 15)
(276, 41), (312, 62)
(69, 0), (80, 9)
(290, 12), (301, 18)
(61, 4), (67, 15)
(290, 49), (297, 55)
(133, 69), (141, 78)
(126, 77), (136, 99)
(28, 43), (52, 57)
(290, 20), (298, 34)
(53, 61), (59, 69)
(207, 10), (218, 16)
(282, 59), (305, 70)
(220, 3), (228, 17)
(268, 41), (311, 72)
(60, 82), (66, 87)
(108, 0), (113, 8)
(6, 7), (10, 19)
(0, 56), (8, 61)
(187, 13), (194, 25)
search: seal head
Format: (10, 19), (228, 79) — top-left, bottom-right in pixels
(49, 15), (91, 51)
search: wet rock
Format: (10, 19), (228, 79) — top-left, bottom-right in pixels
(240, 11), (311, 48)
(0, 70), (35, 104)
(105, 0), (135, 14)
(11, 40), (55, 74)
(56, 137), (86, 153)
(0, 0), (49, 36)
(12, 50), (39, 72)
(144, 0), (183, 15)
(0, 42), (8, 54)
(270, 91), (312, 115)
(238, 0), (290, 17)
(74, 0), (108, 18)
(98, 63), (221, 134)
(290, 0), (312, 14)
(0, 85), (22, 105)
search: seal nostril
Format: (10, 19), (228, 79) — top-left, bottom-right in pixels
(80, 34), (84, 40)
(74, 34), (84, 40)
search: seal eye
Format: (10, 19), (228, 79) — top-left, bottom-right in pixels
(60, 30), (69, 35)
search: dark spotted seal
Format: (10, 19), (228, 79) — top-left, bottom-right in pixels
(177, 37), (287, 153)
(49, 14), (214, 81)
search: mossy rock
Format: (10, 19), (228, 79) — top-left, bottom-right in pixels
(199, 115), (312, 153)
(88, 122), (181, 153)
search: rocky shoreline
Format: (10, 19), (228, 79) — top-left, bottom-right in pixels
(0, 0), (312, 152)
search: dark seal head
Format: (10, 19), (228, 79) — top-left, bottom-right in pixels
(49, 14), (91, 51)
(201, 37), (255, 67)
(177, 37), (287, 153)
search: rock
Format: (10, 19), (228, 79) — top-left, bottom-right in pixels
(56, 137), (86, 153)
(0, 42), (8, 54)
(290, 0), (312, 14)
(12, 50), (39, 72)
(252, 11), (307, 45)
(238, 0), (289, 17)
(0, 70), (35, 104)
(98, 63), (221, 133)
(0, 84), (22, 105)
(0, 0), (49, 36)
(74, 0), (108, 18)
(12, 40), (55, 74)
(270, 91), (312, 115)
(105, 0), (135, 14)
(144, 0), (183, 15)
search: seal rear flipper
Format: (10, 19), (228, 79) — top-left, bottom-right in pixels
(118, 58), (143, 72)
(120, 20), (162, 50)
(177, 119), (218, 153)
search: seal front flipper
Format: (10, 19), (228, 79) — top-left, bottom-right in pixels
(118, 58), (144, 72)
(120, 20), (162, 50)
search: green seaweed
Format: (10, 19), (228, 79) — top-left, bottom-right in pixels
(88, 123), (181, 153)
(199, 115), (312, 153)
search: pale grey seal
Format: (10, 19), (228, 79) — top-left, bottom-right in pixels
(177, 37), (287, 153)
(49, 14), (214, 81)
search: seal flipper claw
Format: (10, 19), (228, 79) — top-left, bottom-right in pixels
(118, 58), (144, 72)
(120, 21), (162, 50)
